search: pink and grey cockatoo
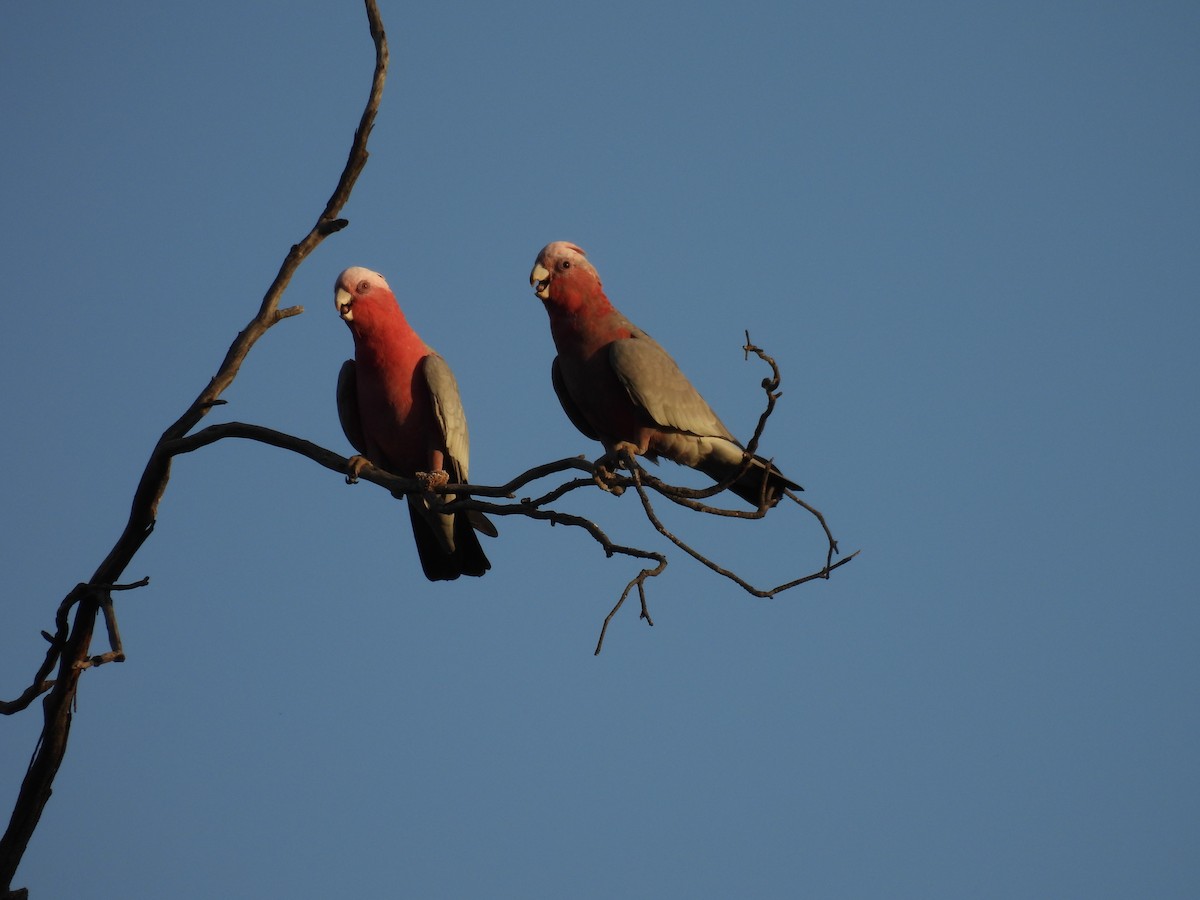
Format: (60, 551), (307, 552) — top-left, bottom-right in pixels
(335, 266), (495, 581)
(529, 241), (801, 507)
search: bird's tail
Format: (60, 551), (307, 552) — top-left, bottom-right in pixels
(407, 501), (493, 581)
(699, 454), (802, 509)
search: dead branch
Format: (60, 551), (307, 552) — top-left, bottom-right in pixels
(1, 3), (857, 895)
(630, 462), (859, 596)
(145, 327), (859, 651)
(0, 3), (388, 894)
(162, 421), (673, 656)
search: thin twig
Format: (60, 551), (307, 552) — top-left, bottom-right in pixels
(631, 463), (858, 596)
(594, 558), (666, 656)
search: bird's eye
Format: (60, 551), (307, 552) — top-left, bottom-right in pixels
(560, 260), (571, 270)
(357, 280), (370, 293)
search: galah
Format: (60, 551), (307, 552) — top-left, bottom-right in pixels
(334, 266), (494, 581)
(529, 241), (801, 507)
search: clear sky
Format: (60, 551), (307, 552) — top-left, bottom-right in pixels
(2, 1), (1197, 897)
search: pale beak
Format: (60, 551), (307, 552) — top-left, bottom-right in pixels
(530, 263), (551, 300)
(335, 287), (353, 322)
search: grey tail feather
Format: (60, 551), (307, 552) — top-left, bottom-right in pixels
(468, 509), (499, 538)
(408, 505), (491, 581)
(702, 455), (802, 509)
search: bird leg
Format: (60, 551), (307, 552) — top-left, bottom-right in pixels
(345, 454), (371, 484)
(592, 441), (641, 495)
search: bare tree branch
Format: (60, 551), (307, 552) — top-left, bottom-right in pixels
(152, 329), (859, 652)
(1, 4), (857, 896)
(629, 461), (858, 597)
(0, 4), (388, 894)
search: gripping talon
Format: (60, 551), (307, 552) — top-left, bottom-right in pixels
(346, 454), (370, 484)
(591, 455), (627, 496)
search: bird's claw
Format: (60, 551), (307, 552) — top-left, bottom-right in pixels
(345, 455), (370, 484)
(592, 445), (640, 496)
(416, 469), (450, 492)
(591, 465), (625, 496)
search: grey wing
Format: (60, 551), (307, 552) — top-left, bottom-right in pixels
(336, 359), (367, 454)
(419, 353), (471, 483)
(608, 334), (736, 440)
(551, 356), (599, 440)
(419, 354), (498, 539)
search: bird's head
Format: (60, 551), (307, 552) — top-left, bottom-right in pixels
(334, 266), (392, 326)
(529, 241), (601, 307)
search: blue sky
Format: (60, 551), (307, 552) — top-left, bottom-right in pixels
(2, 1), (1197, 897)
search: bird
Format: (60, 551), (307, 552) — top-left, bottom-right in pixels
(528, 241), (800, 508)
(334, 266), (495, 580)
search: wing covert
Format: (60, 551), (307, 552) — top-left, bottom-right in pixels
(419, 353), (471, 483)
(608, 336), (734, 440)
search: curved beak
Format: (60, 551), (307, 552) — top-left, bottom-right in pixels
(335, 287), (354, 322)
(530, 263), (551, 300)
